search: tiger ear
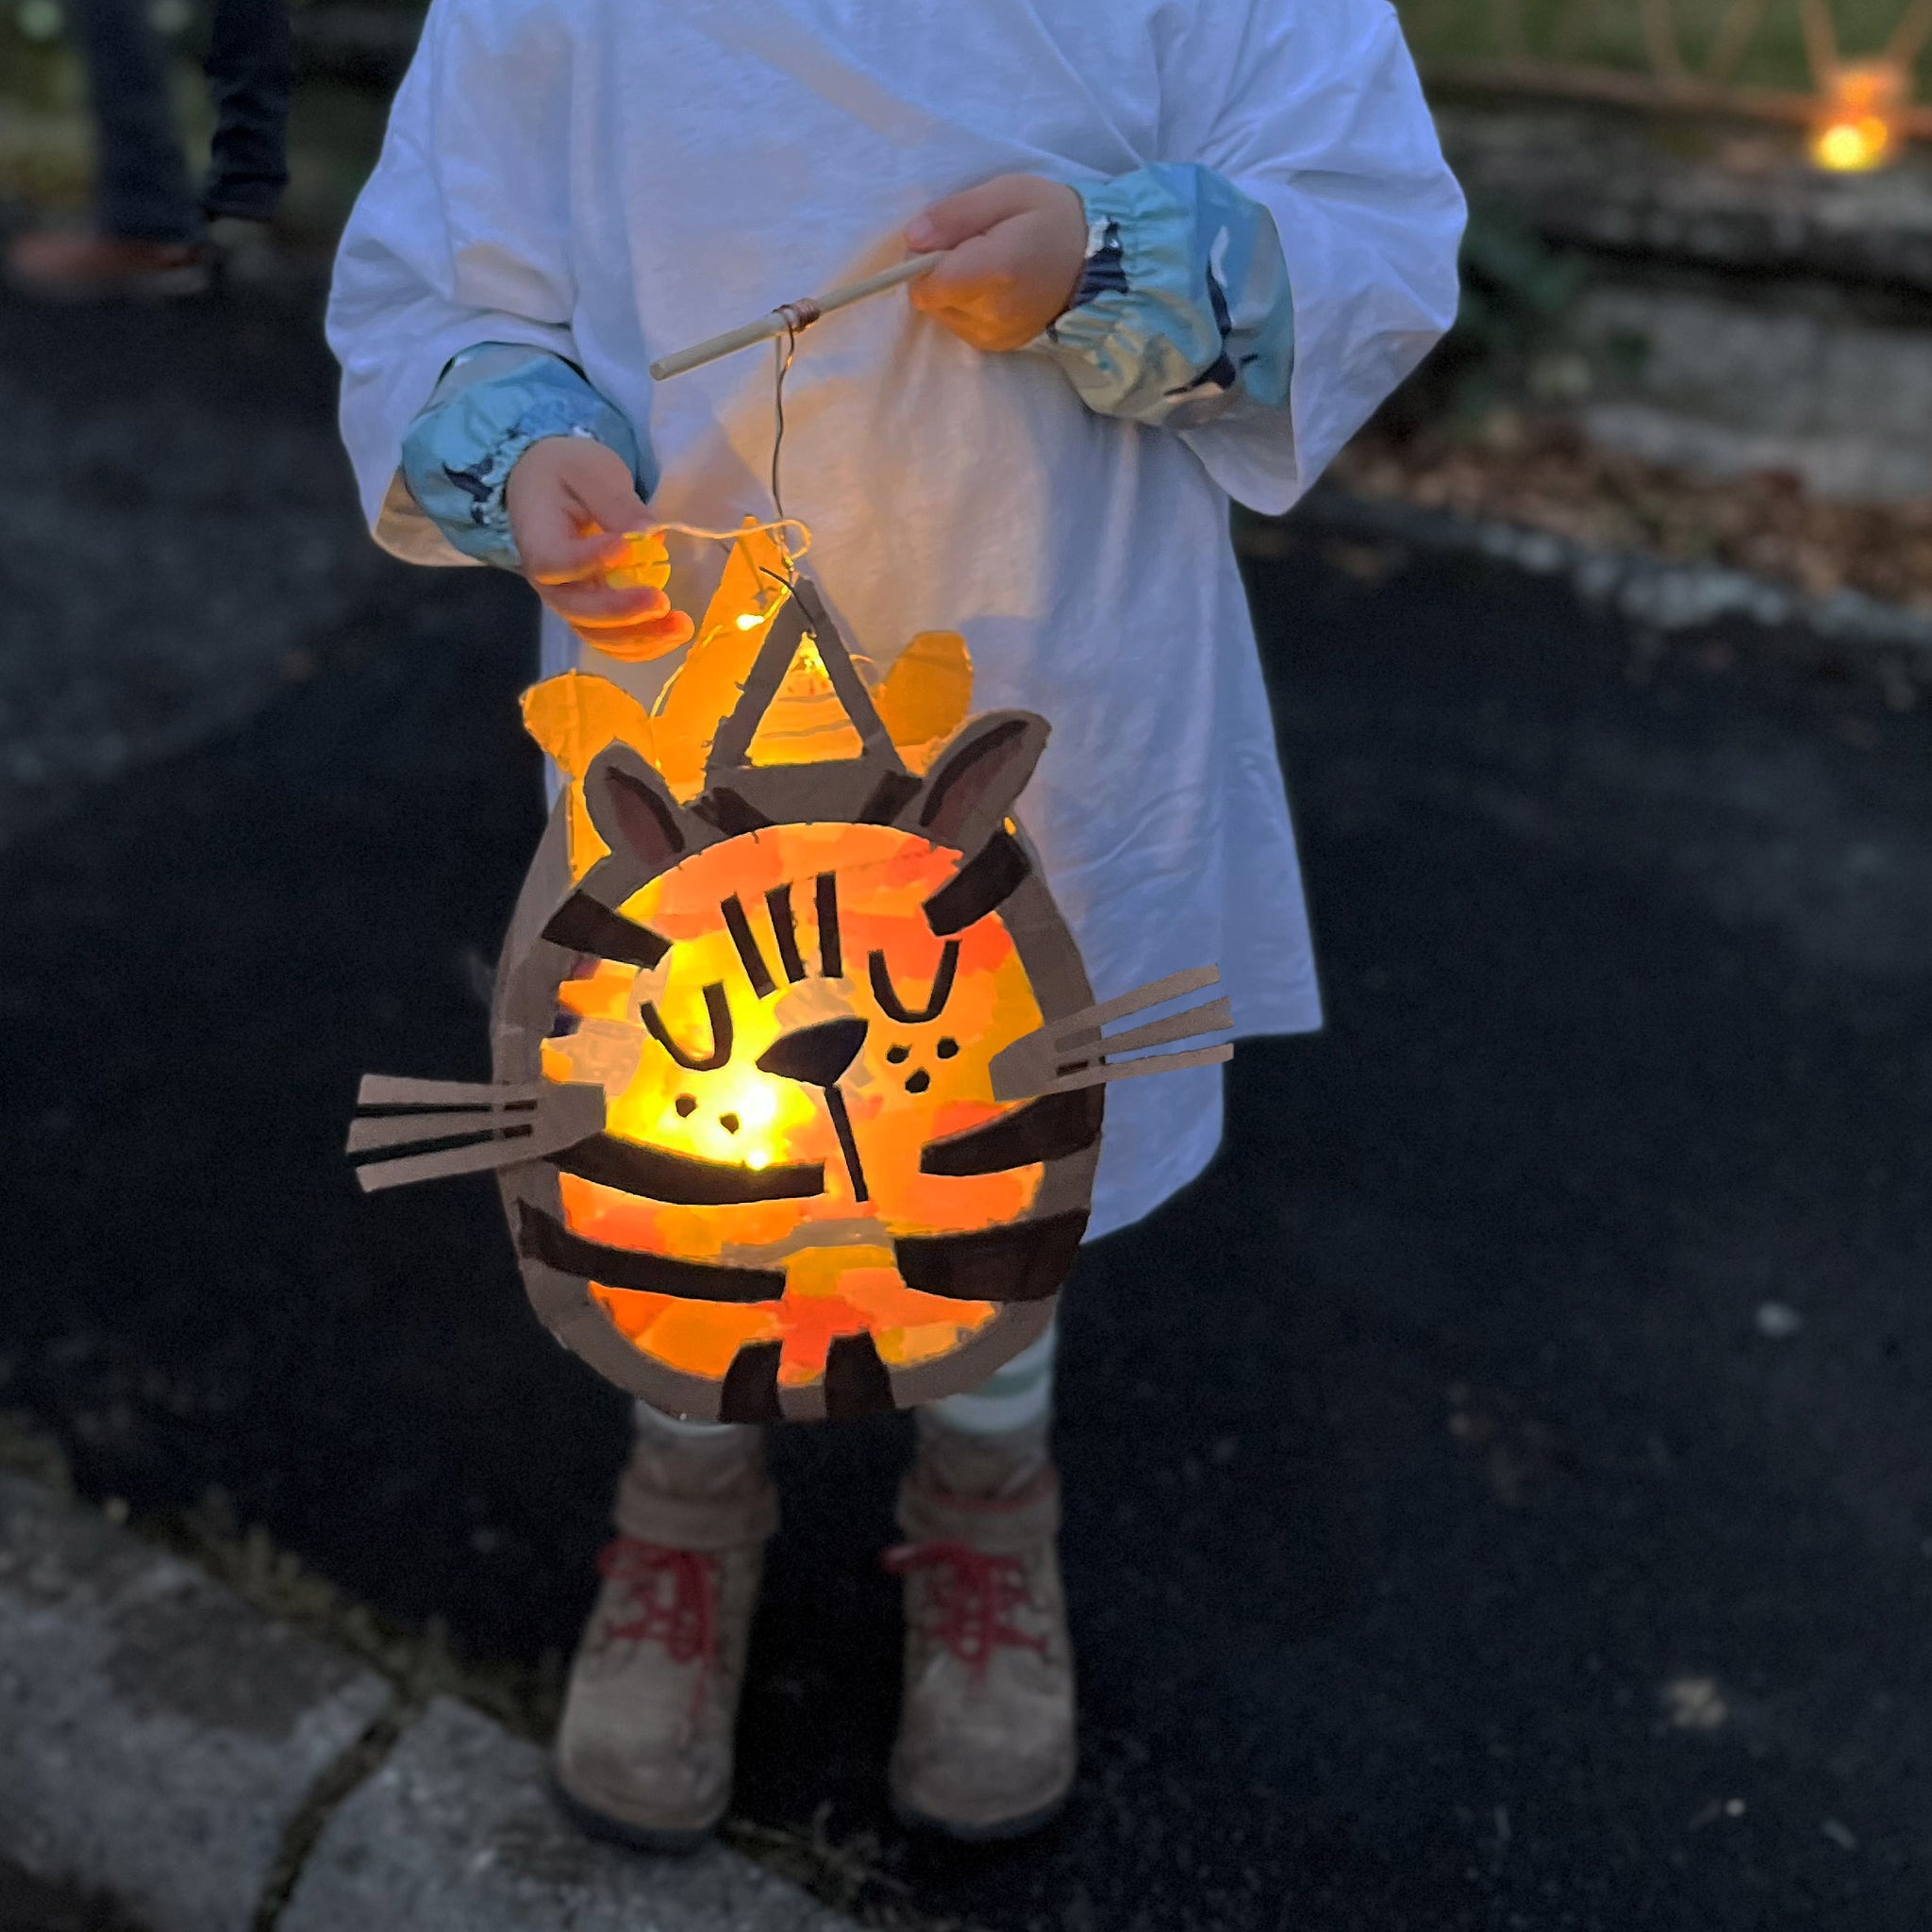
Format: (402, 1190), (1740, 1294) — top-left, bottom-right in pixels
(581, 744), (696, 877)
(906, 712), (1049, 854)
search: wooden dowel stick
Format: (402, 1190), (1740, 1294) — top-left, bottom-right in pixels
(649, 253), (946, 382)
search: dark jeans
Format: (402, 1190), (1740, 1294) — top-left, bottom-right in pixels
(68, 0), (291, 242)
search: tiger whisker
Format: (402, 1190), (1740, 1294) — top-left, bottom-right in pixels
(988, 964), (1228, 1100)
(348, 1077), (605, 1192)
(1073, 994), (1231, 1062)
(347, 1110), (539, 1155)
(1051, 964), (1220, 1040)
(1037, 1041), (1233, 1095)
(357, 1074), (554, 1109)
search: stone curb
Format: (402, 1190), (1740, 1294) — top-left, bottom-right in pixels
(281, 1698), (851, 1932)
(1270, 489), (1932, 686)
(0, 1473), (861, 1932)
(0, 1471), (391, 1932)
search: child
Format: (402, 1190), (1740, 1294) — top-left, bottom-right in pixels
(327, 0), (1462, 1848)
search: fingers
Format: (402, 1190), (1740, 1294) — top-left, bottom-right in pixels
(502, 438), (696, 658)
(910, 227), (1015, 313)
(525, 527), (633, 587)
(565, 455), (655, 546)
(539, 578), (675, 626)
(507, 436), (651, 585)
(576, 607), (697, 664)
(905, 175), (1040, 253)
(911, 299), (1025, 354)
(907, 180), (1087, 353)
(515, 475), (633, 585)
(910, 239), (1062, 352)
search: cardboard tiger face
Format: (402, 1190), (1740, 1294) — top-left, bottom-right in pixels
(501, 716), (1100, 1420)
(351, 542), (1230, 1421)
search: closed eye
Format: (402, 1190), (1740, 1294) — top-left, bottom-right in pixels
(869, 941), (960, 1026)
(641, 983), (733, 1072)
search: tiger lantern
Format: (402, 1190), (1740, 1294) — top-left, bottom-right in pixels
(349, 528), (1231, 1421)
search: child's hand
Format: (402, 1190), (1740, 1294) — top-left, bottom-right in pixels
(505, 437), (694, 658)
(905, 175), (1087, 353)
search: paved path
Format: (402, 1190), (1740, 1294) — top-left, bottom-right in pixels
(0, 285), (1928, 1930)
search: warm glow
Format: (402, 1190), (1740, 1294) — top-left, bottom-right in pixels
(537, 821), (1051, 1387)
(1811, 64), (1906, 172)
(506, 521), (1083, 1406)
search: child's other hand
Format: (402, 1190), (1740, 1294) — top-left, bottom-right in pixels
(905, 175), (1086, 353)
(505, 437), (694, 658)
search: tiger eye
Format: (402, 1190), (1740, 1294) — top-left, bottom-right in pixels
(720, 1113), (741, 1133)
(886, 1044), (910, 1064)
(675, 1094), (697, 1117)
(937, 1038), (958, 1058)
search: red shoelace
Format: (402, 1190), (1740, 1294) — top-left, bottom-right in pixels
(593, 1536), (720, 1714)
(882, 1540), (1049, 1678)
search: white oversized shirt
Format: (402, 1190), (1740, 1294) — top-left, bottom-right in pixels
(327, 0), (1464, 1239)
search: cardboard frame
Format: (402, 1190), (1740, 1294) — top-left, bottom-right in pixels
(351, 573), (1227, 1420)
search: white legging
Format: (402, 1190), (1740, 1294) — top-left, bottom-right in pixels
(638, 1314), (1058, 1441)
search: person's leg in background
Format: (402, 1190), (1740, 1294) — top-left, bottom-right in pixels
(4, 0), (213, 298)
(201, 0), (290, 224)
(887, 1318), (1077, 1838)
(7, 0), (291, 298)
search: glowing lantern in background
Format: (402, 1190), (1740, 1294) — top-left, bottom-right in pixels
(1810, 60), (1907, 170)
(350, 526), (1230, 1421)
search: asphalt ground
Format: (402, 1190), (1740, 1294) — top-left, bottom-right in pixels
(1, 284), (1929, 1932)
(0, 1859), (141, 1932)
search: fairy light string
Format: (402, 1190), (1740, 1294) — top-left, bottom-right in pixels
(603, 306), (817, 658)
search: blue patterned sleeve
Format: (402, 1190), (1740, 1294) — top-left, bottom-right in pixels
(1033, 163), (1294, 431)
(398, 345), (653, 571)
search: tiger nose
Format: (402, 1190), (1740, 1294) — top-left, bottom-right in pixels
(757, 1017), (868, 1088)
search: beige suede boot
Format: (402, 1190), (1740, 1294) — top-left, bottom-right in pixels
(885, 1416), (1075, 1840)
(554, 1414), (776, 1851)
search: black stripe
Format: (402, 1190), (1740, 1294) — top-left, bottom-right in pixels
(824, 1086), (870, 1205)
(824, 1332), (896, 1419)
(869, 941), (959, 1026)
(815, 873), (841, 978)
(517, 1203), (784, 1302)
(919, 1088), (1104, 1176)
(893, 1209), (1088, 1304)
(722, 895), (775, 998)
(552, 1134), (824, 1205)
(765, 883), (807, 983)
(541, 894), (671, 969)
(641, 984), (733, 1073)
(691, 788), (773, 838)
(923, 832), (1031, 937)
(857, 770), (923, 824)
(720, 1341), (785, 1422)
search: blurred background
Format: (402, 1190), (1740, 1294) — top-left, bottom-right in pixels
(0, 6), (1929, 1930)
